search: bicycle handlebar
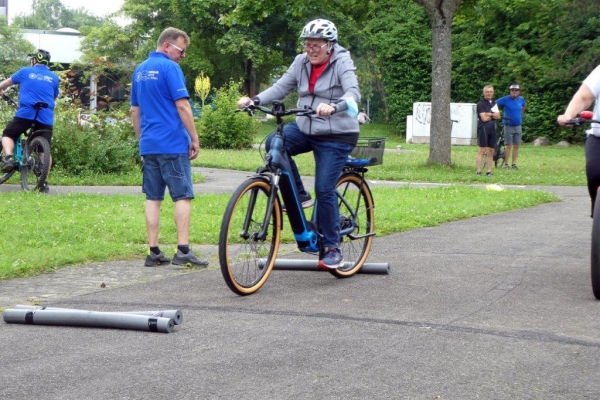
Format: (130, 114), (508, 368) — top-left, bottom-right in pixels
(562, 111), (600, 126)
(238, 101), (318, 118)
(2, 94), (18, 109)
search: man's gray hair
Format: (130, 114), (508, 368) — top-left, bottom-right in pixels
(157, 27), (190, 47)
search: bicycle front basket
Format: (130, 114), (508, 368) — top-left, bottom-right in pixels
(348, 137), (387, 166)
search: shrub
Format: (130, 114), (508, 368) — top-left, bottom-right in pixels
(199, 81), (259, 149)
(51, 105), (139, 175)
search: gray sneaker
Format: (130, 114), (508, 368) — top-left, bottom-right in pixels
(145, 251), (171, 267)
(172, 250), (209, 267)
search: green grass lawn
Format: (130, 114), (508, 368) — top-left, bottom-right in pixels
(198, 121), (586, 187)
(0, 121), (580, 280)
(0, 186), (557, 280)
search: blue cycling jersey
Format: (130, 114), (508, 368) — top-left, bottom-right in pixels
(130, 52), (191, 155)
(12, 65), (59, 126)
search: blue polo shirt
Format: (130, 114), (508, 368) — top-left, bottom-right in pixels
(130, 52), (191, 155)
(497, 95), (527, 126)
(12, 65), (59, 126)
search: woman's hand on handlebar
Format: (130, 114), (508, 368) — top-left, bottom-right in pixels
(315, 102), (336, 117)
(237, 96), (253, 109)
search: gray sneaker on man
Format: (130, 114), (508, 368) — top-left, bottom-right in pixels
(145, 251), (171, 267)
(172, 250), (209, 267)
(1, 156), (15, 173)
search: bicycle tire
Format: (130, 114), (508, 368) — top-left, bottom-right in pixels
(20, 135), (51, 191)
(329, 172), (376, 278)
(219, 177), (282, 295)
(494, 138), (505, 168)
(0, 145), (16, 184)
(591, 194), (600, 299)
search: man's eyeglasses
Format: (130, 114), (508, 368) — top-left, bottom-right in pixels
(510, 89), (520, 92)
(169, 42), (186, 56)
(303, 42), (328, 52)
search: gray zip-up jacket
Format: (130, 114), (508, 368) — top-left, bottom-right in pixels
(255, 43), (361, 137)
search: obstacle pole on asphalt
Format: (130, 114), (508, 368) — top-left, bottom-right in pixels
(13, 305), (184, 325)
(3, 308), (175, 333)
(266, 259), (390, 274)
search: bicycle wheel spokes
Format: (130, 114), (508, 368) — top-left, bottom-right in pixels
(219, 177), (282, 295)
(331, 173), (375, 278)
(21, 136), (51, 191)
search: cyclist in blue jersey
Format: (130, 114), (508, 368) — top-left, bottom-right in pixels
(131, 27), (208, 268)
(0, 49), (59, 192)
(497, 84), (527, 170)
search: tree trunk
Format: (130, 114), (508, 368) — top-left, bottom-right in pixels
(244, 59), (257, 98)
(413, 0), (462, 166)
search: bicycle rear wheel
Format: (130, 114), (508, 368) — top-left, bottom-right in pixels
(218, 177), (282, 295)
(21, 135), (51, 191)
(494, 138), (505, 168)
(591, 193), (600, 299)
(330, 172), (375, 278)
(0, 145), (16, 184)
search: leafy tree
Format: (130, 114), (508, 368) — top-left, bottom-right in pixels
(364, 0), (431, 126)
(12, 0), (104, 30)
(452, 0), (600, 142)
(0, 16), (36, 78)
(78, 21), (137, 65)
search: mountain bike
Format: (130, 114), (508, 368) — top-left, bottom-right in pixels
(563, 111), (600, 299)
(0, 94), (52, 191)
(219, 101), (385, 295)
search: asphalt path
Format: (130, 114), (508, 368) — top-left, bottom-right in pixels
(1, 168), (599, 399)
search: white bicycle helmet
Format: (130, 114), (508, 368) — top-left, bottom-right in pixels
(300, 19), (338, 41)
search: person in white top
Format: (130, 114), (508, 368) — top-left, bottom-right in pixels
(557, 64), (600, 216)
(357, 109), (370, 124)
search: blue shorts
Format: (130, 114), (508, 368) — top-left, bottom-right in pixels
(142, 154), (194, 202)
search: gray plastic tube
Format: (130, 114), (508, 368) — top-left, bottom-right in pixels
(13, 305), (184, 325)
(3, 309), (174, 333)
(265, 259), (390, 274)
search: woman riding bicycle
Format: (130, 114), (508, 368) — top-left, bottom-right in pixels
(557, 64), (600, 216)
(0, 49), (59, 193)
(237, 18), (361, 270)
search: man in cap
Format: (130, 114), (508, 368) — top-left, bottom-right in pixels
(497, 84), (527, 169)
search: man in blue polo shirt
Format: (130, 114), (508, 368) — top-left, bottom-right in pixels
(130, 27), (208, 268)
(497, 84), (527, 170)
(0, 49), (59, 192)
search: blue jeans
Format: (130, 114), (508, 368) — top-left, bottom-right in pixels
(142, 154), (194, 202)
(266, 122), (354, 248)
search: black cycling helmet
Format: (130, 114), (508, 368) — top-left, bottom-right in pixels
(29, 49), (51, 65)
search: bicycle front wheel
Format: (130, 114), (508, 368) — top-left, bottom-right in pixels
(591, 193), (600, 299)
(21, 135), (51, 191)
(0, 145), (16, 184)
(218, 177), (282, 295)
(330, 172), (375, 278)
